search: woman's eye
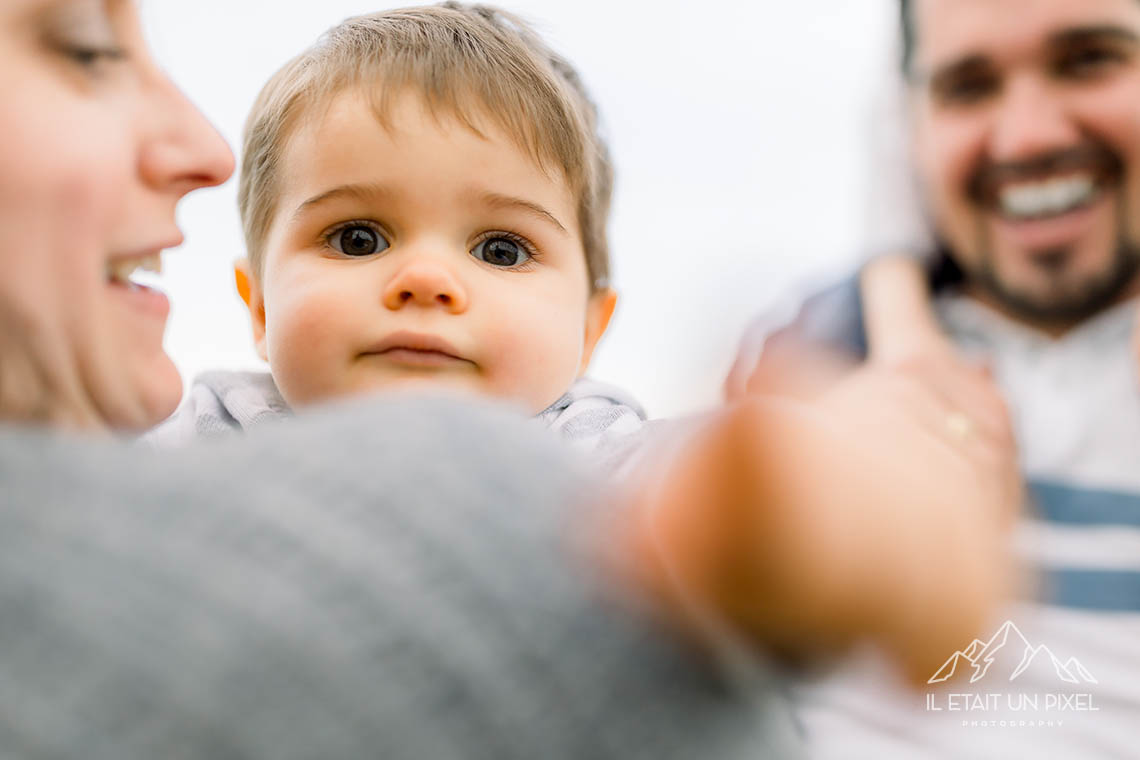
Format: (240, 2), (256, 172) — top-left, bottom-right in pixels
(45, 4), (127, 72)
(65, 45), (126, 68)
(328, 225), (388, 257)
(471, 236), (531, 268)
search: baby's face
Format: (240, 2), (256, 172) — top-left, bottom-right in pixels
(247, 89), (613, 413)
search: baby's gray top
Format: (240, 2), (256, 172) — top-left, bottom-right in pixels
(148, 371), (648, 454)
(0, 397), (802, 760)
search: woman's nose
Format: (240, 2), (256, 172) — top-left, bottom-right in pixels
(382, 258), (469, 313)
(138, 72), (235, 196)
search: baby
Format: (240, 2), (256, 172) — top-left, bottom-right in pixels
(154, 3), (642, 448)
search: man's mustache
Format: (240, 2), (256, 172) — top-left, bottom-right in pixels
(966, 142), (1124, 208)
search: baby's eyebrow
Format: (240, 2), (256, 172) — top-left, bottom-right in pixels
(477, 191), (568, 235)
(292, 183), (391, 220)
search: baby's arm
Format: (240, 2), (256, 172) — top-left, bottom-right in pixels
(626, 361), (1017, 684)
(861, 254), (955, 365)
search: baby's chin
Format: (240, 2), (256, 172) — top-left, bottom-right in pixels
(362, 373), (485, 400)
(281, 372), (479, 408)
(354, 373), (570, 415)
(289, 372), (556, 416)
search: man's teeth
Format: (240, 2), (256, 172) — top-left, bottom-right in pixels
(999, 176), (1097, 220)
(106, 253), (163, 284)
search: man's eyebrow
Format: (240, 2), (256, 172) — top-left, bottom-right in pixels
(921, 53), (992, 89)
(920, 25), (1140, 85)
(293, 183), (391, 220)
(477, 191), (568, 235)
(1050, 24), (1140, 48)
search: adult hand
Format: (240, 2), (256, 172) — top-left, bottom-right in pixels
(734, 343), (857, 402)
(822, 356), (1021, 529)
(818, 360), (1021, 674)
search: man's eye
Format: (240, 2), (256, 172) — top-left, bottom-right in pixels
(328, 224), (389, 257)
(1057, 47), (1124, 78)
(937, 75), (998, 105)
(471, 236), (532, 268)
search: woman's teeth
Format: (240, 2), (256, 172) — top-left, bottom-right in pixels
(999, 175), (1096, 220)
(106, 253), (163, 285)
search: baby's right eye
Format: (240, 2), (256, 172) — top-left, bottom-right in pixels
(327, 224), (389, 257)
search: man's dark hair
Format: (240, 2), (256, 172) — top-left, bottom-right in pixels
(899, 0), (915, 76)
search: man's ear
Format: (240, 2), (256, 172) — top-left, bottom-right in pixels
(579, 288), (618, 375)
(234, 258), (268, 362)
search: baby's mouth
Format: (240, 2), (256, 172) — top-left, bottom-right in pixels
(369, 347), (473, 368)
(361, 332), (476, 369)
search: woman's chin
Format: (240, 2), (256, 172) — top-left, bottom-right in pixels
(107, 353), (184, 432)
(101, 300), (184, 430)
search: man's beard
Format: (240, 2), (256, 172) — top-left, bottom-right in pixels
(958, 141), (1140, 328)
(967, 194), (1140, 329)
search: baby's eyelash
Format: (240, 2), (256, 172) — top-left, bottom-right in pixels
(321, 220), (388, 246)
(472, 230), (543, 265)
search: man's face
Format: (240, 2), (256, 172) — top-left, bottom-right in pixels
(910, 0), (1140, 327)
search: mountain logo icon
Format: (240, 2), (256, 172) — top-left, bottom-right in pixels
(928, 620), (1098, 686)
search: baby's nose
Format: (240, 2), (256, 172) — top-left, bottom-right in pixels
(382, 259), (468, 313)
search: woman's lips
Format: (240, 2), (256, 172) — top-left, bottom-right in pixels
(108, 278), (171, 321)
(105, 243), (177, 322)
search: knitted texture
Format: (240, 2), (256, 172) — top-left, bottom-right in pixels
(0, 397), (798, 760)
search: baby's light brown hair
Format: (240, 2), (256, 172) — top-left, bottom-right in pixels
(238, 2), (613, 291)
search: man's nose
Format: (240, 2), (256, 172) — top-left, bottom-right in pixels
(382, 256), (469, 313)
(989, 75), (1081, 165)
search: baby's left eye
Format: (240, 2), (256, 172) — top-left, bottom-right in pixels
(471, 236), (532, 268)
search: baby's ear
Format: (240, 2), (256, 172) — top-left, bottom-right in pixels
(579, 288), (618, 375)
(234, 258), (268, 362)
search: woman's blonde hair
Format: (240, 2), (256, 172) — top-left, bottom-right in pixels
(238, 2), (613, 290)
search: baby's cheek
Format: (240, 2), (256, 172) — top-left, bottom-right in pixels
(264, 287), (354, 408)
(480, 304), (585, 413)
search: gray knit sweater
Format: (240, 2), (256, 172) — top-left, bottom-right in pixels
(0, 397), (802, 759)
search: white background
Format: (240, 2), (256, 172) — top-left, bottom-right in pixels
(141, 0), (897, 418)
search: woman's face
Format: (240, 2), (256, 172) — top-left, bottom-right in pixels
(0, 0), (233, 430)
